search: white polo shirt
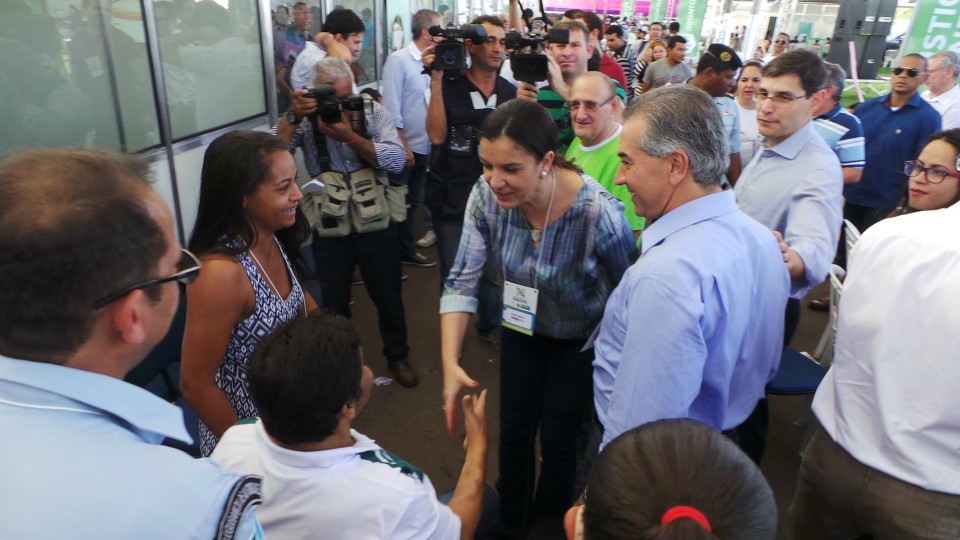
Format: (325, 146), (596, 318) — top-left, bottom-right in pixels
(922, 83), (960, 130)
(212, 421), (461, 539)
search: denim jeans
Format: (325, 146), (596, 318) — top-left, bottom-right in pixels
(437, 483), (501, 539)
(432, 217), (501, 336)
(496, 328), (594, 537)
(389, 152), (429, 260)
(311, 227), (409, 363)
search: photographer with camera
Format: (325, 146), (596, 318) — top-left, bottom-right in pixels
(423, 15), (517, 348)
(277, 57), (420, 389)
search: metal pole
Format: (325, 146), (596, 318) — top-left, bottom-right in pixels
(95, 0), (129, 153)
(140, 0), (186, 242)
(260, 0), (279, 123)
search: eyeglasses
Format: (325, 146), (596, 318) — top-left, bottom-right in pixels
(775, 39), (788, 44)
(91, 249), (202, 309)
(893, 67), (924, 77)
(569, 95), (615, 111)
(903, 160), (960, 184)
(756, 90), (813, 105)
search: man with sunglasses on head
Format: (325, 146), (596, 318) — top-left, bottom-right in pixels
(845, 54), (941, 233)
(733, 50), (843, 463)
(0, 149), (263, 539)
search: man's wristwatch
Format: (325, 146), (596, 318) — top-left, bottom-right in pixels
(286, 110), (301, 124)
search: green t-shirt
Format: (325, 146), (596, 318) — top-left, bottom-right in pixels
(567, 132), (646, 231)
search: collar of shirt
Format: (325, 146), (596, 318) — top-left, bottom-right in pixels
(252, 420), (380, 468)
(641, 190), (739, 255)
(923, 83), (960, 103)
(817, 102), (843, 121)
(883, 91), (926, 109)
(0, 353), (192, 444)
(763, 120), (817, 160)
(405, 41), (423, 62)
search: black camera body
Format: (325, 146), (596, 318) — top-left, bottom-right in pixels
(428, 24), (488, 79)
(505, 28), (569, 83)
(305, 84), (374, 124)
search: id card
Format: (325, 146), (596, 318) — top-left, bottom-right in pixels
(502, 280), (539, 336)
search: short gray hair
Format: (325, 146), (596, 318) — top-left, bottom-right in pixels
(930, 51), (959, 79)
(412, 9), (440, 40)
(624, 86), (728, 187)
(312, 57), (353, 86)
(823, 61), (846, 102)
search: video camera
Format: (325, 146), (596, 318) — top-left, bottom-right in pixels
(504, 28), (569, 83)
(428, 24), (488, 79)
(304, 84), (374, 124)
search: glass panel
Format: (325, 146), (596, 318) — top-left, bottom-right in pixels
(156, 0), (267, 140)
(0, 0), (160, 156)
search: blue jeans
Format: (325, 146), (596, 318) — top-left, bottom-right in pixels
(389, 152), (429, 260)
(311, 227), (409, 363)
(432, 217), (501, 336)
(496, 328), (594, 537)
(437, 483), (501, 539)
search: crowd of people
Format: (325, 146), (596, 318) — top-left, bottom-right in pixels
(2, 3), (960, 540)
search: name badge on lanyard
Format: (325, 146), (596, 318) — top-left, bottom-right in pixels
(502, 280), (539, 336)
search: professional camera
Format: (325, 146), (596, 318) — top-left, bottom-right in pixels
(428, 24), (488, 79)
(504, 28), (569, 83)
(304, 84), (374, 124)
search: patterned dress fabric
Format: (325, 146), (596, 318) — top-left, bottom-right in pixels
(199, 240), (305, 456)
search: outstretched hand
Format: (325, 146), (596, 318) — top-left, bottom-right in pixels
(461, 390), (488, 450)
(443, 363), (480, 435)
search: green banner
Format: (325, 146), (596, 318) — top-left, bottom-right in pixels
(676, 0), (707, 56)
(903, 0), (960, 56)
(622, 0), (636, 18)
(648, 0), (666, 22)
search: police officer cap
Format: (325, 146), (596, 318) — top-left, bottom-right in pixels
(707, 43), (743, 70)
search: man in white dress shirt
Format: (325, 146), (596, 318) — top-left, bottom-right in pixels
(922, 51), (960, 130)
(787, 202), (960, 538)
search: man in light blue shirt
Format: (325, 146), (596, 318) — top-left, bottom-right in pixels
(592, 86), (789, 455)
(733, 51), (842, 462)
(381, 9), (441, 266)
(0, 149), (262, 540)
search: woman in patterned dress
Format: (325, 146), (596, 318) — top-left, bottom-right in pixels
(181, 130), (318, 456)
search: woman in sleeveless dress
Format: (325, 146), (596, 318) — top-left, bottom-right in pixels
(181, 130), (318, 456)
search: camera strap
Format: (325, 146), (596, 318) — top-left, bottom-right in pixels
(309, 110), (374, 173)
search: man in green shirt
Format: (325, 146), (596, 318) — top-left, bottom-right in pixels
(565, 72), (645, 236)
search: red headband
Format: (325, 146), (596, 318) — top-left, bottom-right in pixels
(661, 505), (712, 532)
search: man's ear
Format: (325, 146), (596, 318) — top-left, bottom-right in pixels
(667, 148), (691, 185)
(110, 289), (149, 346)
(341, 399), (359, 421)
(333, 32), (345, 43)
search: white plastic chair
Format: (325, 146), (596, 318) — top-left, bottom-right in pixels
(813, 265), (846, 369)
(844, 219), (861, 257)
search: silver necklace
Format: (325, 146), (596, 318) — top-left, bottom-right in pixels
(248, 237), (307, 315)
(528, 169), (557, 245)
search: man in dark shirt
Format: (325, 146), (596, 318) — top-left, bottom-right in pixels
(424, 15), (516, 346)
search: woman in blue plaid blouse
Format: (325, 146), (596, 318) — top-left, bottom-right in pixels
(437, 99), (637, 537)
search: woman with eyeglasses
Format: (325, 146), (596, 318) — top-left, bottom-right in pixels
(181, 130), (318, 456)
(903, 130), (960, 212)
(439, 99), (636, 537)
(735, 61), (764, 165)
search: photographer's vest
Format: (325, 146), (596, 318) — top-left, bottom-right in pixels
(299, 110), (407, 237)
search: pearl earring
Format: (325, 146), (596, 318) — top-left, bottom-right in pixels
(540, 170), (547, 178)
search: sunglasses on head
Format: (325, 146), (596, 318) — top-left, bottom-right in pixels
(893, 67), (923, 77)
